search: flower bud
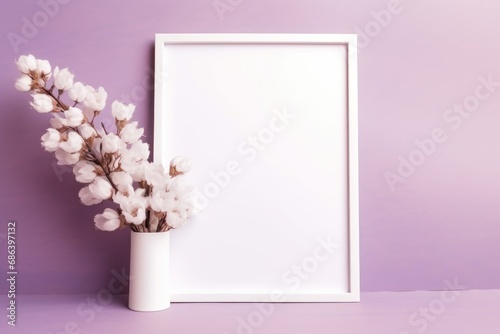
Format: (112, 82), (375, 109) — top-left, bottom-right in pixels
(170, 156), (193, 176)
(61, 107), (84, 127)
(111, 101), (135, 121)
(94, 209), (121, 231)
(78, 123), (97, 139)
(59, 131), (84, 153)
(40, 128), (61, 152)
(68, 82), (87, 102)
(36, 59), (51, 78)
(88, 177), (113, 200)
(73, 161), (97, 183)
(15, 75), (32, 91)
(16, 54), (37, 74)
(30, 94), (54, 113)
(84, 85), (107, 111)
(53, 67), (74, 91)
(119, 121), (143, 144)
(101, 133), (125, 154)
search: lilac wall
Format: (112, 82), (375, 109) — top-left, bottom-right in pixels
(1, 0), (499, 294)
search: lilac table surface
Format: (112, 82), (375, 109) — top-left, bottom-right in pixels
(1, 290), (498, 334)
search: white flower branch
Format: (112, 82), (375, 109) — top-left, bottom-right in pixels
(15, 54), (194, 233)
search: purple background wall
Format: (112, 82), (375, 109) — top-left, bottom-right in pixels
(1, 0), (499, 294)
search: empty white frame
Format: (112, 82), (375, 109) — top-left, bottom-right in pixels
(154, 34), (359, 302)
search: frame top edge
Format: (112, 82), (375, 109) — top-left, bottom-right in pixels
(155, 33), (357, 44)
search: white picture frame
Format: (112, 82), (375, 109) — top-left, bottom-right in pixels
(154, 33), (359, 302)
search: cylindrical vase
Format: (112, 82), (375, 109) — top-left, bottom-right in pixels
(128, 230), (170, 311)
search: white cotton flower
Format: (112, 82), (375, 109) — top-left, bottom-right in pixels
(175, 199), (193, 219)
(119, 122), (143, 144)
(113, 188), (147, 225)
(110, 171), (133, 190)
(78, 123), (96, 139)
(120, 140), (149, 165)
(131, 140), (150, 160)
(40, 128), (61, 152)
(16, 54), (37, 74)
(30, 94), (54, 113)
(68, 82), (87, 102)
(116, 187), (146, 206)
(111, 101), (135, 121)
(78, 186), (102, 206)
(166, 175), (193, 196)
(150, 189), (176, 213)
(54, 148), (80, 165)
(73, 161), (97, 183)
(166, 212), (184, 229)
(36, 59), (51, 77)
(117, 141), (150, 181)
(114, 184), (134, 198)
(53, 67), (74, 91)
(88, 177), (113, 200)
(61, 107), (84, 127)
(33, 59), (51, 84)
(170, 156), (193, 174)
(101, 133), (125, 154)
(28, 58), (51, 86)
(83, 85), (107, 111)
(127, 161), (148, 183)
(144, 162), (167, 187)
(15, 74), (32, 91)
(59, 131), (84, 153)
(94, 208), (121, 231)
(162, 176), (194, 228)
(113, 186), (138, 207)
(165, 187), (194, 229)
(123, 208), (146, 226)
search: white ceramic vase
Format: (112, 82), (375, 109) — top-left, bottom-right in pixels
(128, 230), (170, 311)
